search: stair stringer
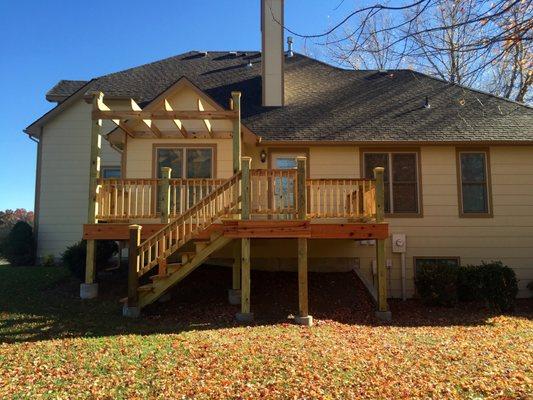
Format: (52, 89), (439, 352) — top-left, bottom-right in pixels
(138, 234), (233, 308)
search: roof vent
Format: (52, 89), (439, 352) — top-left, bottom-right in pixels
(286, 36), (294, 58)
(198, 51), (208, 57)
(246, 60), (253, 69)
(424, 96), (431, 109)
(229, 51), (238, 57)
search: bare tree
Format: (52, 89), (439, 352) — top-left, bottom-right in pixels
(272, 0), (533, 103)
(487, 1), (533, 102)
(328, 12), (402, 70)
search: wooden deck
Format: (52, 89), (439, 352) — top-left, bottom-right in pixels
(83, 220), (389, 241)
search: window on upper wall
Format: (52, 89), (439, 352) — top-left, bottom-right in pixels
(155, 147), (214, 178)
(457, 150), (492, 216)
(101, 167), (121, 178)
(363, 151), (421, 215)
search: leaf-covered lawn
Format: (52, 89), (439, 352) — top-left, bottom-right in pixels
(0, 265), (531, 399)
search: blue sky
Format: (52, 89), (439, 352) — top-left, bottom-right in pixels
(0, 0), (356, 211)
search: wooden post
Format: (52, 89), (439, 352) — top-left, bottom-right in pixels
(295, 156), (311, 325)
(85, 92), (103, 285)
(232, 92), (242, 175)
(240, 237), (251, 315)
(296, 156), (307, 220)
(159, 167), (172, 223)
(237, 156), (253, 322)
(297, 237), (309, 317)
(128, 225), (142, 307)
(241, 156), (251, 220)
(232, 240), (241, 290)
(373, 167), (388, 313)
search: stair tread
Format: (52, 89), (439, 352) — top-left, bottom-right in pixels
(138, 284), (154, 292)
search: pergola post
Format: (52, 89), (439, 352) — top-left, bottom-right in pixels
(231, 91), (242, 175)
(229, 91), (243, 305)
(236, 156), (253, 323)
(80, 92), (103, 300)
(295, 157), (312, 326)
(374, 167), (391, 321)
(159, 167), (172, 224)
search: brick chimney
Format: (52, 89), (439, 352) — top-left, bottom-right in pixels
(261, 0), (284, 107)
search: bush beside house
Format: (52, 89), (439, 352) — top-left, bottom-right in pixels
(0, 221), (35, 266)
(61, 240), (118, 281)
(416, 261), (518, 311)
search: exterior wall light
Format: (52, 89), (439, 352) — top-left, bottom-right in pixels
(260, 149), (267, 163)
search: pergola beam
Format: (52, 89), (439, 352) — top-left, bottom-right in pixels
(197, 98), (213, 137)
(92, 110), (238, 121)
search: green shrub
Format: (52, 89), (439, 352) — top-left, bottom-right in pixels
(476, 261), (518, 312)
(415, 264), (458, 306)
(61, 240), (118, 281)
(457, 265), (480, 302)
(0, 221), (35, 266)
(41, 254), (56, 267)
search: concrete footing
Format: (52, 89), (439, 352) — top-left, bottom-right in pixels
(235, 312), (254, 323)
(375, 310), (392, 321)
(123, 304), (141, 318)
(158, 292), (172, 303)
(294, 315), (314, 327)
(80, 283), (98, 299)
(228, 289), (241, 305)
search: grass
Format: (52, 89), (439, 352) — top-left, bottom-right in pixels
(0, 264), (531, 399)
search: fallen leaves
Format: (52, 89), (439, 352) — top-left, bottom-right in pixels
(0, 266), (531, 399)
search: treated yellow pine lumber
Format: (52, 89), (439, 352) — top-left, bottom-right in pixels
(298, 237), (308, 317)
(241, 237), (251, 314)
(297, 156), (307, 220)
(232, 239), (241, 290)
(128, 224), (142, 307)
(159, 167), (172, 223)
(231, 92), (242, 174)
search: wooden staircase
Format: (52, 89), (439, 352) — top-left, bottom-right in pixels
(126, 172), (242, 310)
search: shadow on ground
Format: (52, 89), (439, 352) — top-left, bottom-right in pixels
(0, 265), (531, 344)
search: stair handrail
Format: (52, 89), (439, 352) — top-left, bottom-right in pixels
(136, 172), (242, 276)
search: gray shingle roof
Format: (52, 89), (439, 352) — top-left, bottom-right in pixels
(46, 51), (533, 142)
(46, 80), (88, 102)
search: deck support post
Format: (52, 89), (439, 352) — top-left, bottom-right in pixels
(236, 156), (253, 322)
(228, 240), (242, 305)
(159, 167), (172, 224)
(374, 167), (391, 320)
(124, 224), (142, 318)
(81, 92), (103, 299)
(295, 156), (312, 326)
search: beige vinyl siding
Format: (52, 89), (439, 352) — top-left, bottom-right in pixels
(37, 100), (120, 258)
(240, 145), (533, 298)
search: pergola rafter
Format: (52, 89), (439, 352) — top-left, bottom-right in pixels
(92, 92), (240, 140)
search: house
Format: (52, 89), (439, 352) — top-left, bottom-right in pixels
(24, 0), (533, 322)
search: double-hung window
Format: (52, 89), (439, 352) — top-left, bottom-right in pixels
(154, 146), (214, 211)
(363, 151), (421, 215)
(155, 147), (213, 179)
(457, 150), (492, 216)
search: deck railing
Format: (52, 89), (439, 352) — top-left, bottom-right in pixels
(96, 178), (225, 221)
(96, 172), (376, 221)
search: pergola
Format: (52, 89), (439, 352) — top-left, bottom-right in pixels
(84, 88), (245, 286)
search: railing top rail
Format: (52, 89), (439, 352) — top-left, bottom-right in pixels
(306, 178), (376, 183)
